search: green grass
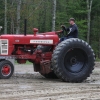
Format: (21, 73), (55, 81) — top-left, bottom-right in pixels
(96, 57), (100, 62)
(15, 61), (32, 65)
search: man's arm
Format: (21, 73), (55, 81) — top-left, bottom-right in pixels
(68, 25), (77, 34)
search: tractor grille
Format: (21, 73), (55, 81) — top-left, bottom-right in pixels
(0, 39), (8, 55)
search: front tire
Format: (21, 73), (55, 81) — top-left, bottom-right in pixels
(0, 60), (14, 79)
(52, 38), (95, 82)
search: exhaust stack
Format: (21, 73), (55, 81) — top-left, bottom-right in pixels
(24, 19), (27, 36)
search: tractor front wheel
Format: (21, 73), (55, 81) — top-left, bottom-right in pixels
(0, 60), (14, 79)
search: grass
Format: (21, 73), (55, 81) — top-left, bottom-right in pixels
(96, 58), (100, 62)
(15, 60), (32, 65)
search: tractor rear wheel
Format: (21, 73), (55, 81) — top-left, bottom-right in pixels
(0, 60), (14, 79)
(37, 45), (58, 79)
(52, 38), (95, 82)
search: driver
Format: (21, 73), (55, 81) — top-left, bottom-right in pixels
(60, 18), (78, 42)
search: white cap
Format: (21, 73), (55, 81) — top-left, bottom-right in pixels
(0, 26), (2, 28)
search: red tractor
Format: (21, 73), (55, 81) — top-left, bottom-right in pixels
(0, 27), (95, 82)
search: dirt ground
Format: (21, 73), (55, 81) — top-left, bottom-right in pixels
(0, 63), (100, 100)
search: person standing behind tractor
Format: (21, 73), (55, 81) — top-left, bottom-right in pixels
(60, 18), (78, 42)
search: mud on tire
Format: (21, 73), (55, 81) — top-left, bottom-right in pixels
(52, 38), (95, 82)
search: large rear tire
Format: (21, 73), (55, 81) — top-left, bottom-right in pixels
(37, 45), (58, 79)
(52, 38), (95, 82)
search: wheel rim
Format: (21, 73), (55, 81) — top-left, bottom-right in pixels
(1, 65), (11, 76)
(64, 48), (88, 73)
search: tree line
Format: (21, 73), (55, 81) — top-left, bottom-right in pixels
(0, 0), (100, 58)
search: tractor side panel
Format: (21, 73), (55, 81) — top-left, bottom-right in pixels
(0, 32), (59, 55)
(12, 34), (59, 45)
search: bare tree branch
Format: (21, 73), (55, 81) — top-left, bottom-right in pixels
(87, 0), (93, 43)
(52, 0), (56, 31)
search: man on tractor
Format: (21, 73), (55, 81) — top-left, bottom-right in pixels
(60, 18), (78, 42)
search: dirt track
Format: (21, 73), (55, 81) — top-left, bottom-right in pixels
(0, 63), (100, 100)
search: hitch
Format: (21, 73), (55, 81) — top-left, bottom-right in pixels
(40, 60), (52, 74)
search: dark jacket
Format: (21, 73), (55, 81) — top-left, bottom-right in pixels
(65, 24), (78, 38)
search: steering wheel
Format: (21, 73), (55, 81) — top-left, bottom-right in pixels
(56, 27), (67, 37)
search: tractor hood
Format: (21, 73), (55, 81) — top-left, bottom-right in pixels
(0, 31), (59, 45)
